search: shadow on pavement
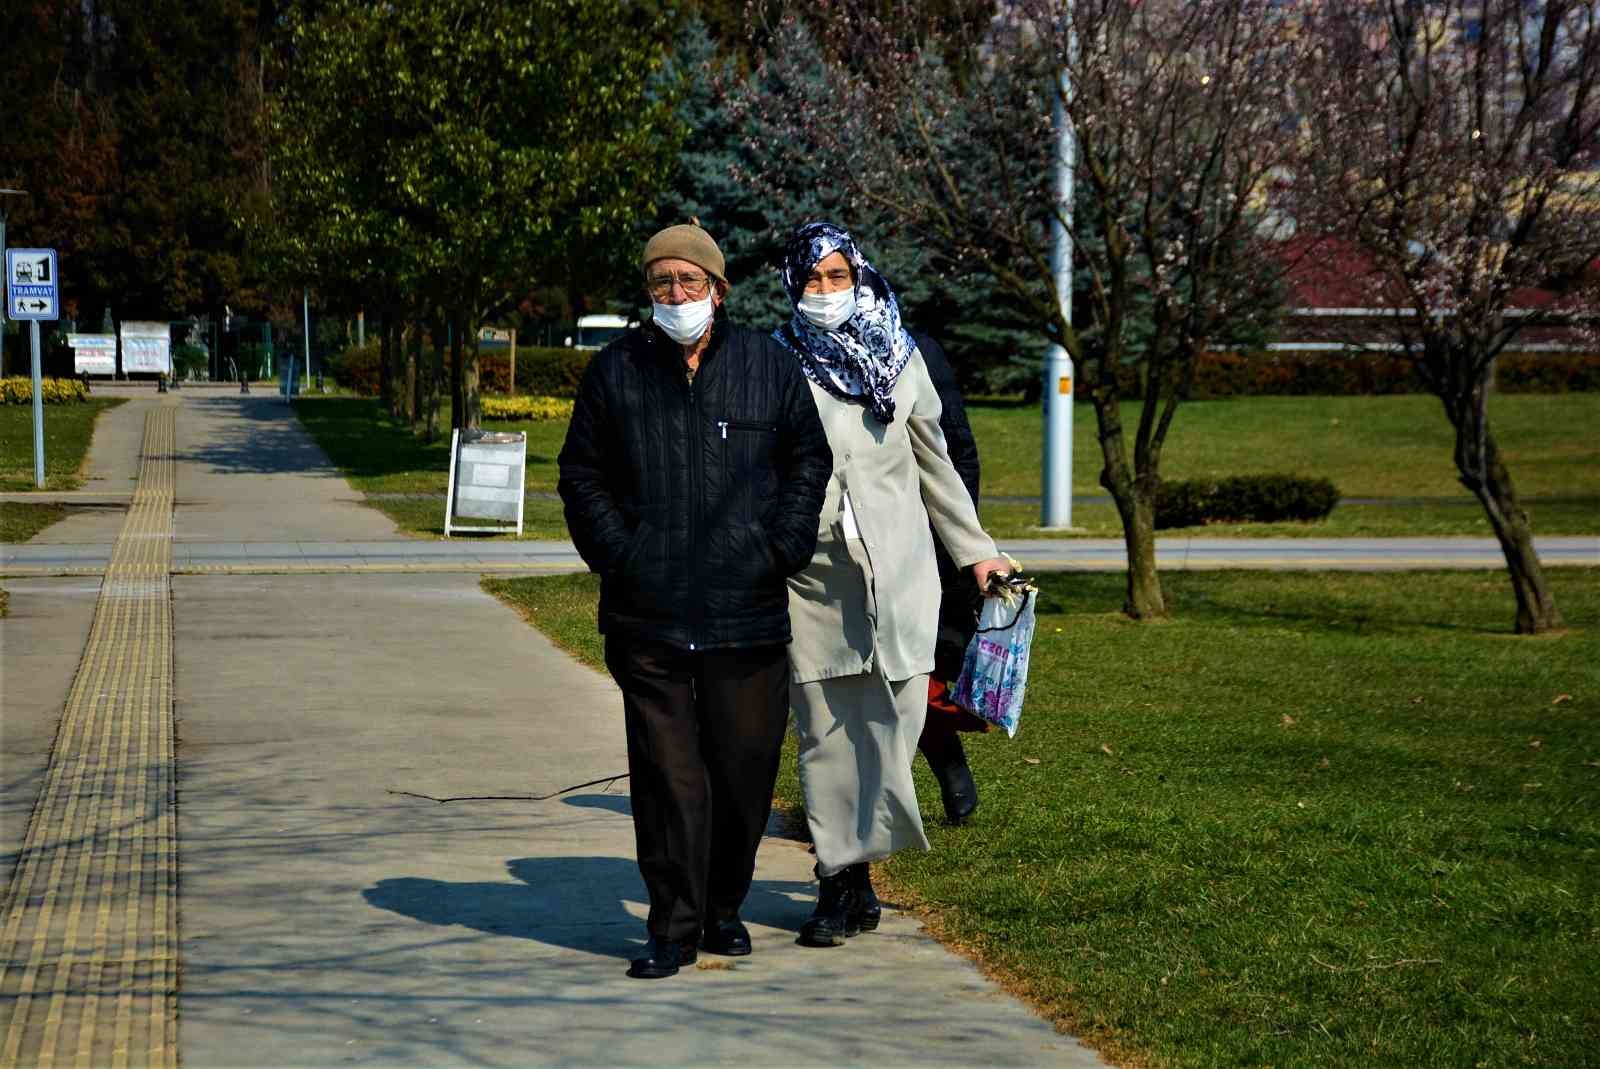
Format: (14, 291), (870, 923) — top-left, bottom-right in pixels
(362, 857), (812, 961)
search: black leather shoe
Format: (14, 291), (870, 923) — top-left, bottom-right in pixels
(847, 863), (881, 932)
(928, 736), (980, 825)
(627, 936), (697, 979)
(701, 918), (752, 956)
(936, 756), (979, 825)
(798, 870), (859, 947)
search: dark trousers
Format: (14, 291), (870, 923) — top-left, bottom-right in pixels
(603, 635), (790, 944)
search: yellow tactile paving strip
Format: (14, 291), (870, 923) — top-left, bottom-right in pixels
(0, 408), (178, 1068)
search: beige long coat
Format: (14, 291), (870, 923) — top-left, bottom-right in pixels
(786, 349), (998, 685)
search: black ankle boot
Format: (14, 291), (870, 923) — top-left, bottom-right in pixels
(924, 733), (980, 825)
(848, 863), (881, 932)
(798, 869), (859, 947)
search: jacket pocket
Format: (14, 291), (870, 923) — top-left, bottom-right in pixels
(716, 418), (779, 439)
(744, 521), (782, 581)
(614, 518), (657, 582)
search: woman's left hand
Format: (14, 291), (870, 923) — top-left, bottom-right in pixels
(971, 557), (1011, 594)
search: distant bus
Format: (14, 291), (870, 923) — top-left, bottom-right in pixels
(568, 314), (634, 351)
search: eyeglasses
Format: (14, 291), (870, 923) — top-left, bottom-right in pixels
(646, 272), (712, 300)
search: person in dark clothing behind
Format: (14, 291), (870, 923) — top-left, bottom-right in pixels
(557, 222), (832, 979)
(916, 333), (991, 825)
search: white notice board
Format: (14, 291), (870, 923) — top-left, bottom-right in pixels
(445, 429), (527, 536)
(120, 321), (172, 374)
(68, 334), (117, 375)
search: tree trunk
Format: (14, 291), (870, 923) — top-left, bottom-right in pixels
(378, 314), (394, 414)
(404, 325), (419, 425)
(1458, 416), (1562, 633)
(463, 313), (481, 431)
(449, 315), (464, 432)
(425, 318), (444, 443)
(1091, 389), (1168, 620)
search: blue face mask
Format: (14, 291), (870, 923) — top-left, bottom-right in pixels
(651, 296), (714, 345)
(797, 288), (856, 331)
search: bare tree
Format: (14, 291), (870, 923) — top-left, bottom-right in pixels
(738, 0), (1312, 618)
(1295, 0), (1599, 633)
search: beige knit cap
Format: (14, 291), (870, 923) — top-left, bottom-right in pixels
(642, 221), (727, 283)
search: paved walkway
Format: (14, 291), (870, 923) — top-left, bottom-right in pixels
(1, 396), (1104, 1067)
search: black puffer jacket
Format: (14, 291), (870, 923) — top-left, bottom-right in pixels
(558, 309), (832, 651)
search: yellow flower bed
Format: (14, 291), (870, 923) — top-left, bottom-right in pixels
(482, 395), (575, 422)
(0, 377), (90, 404)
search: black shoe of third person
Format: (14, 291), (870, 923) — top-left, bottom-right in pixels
(929, 737), (979, 825)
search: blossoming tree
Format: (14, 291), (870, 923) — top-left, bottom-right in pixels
(1294, 0), (1599, 633)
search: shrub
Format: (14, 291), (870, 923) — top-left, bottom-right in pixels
(1155, 474), (1340, 528)
(327, 341), (382, 396)
(172, 343), (209, 381)
(0, 377), (90, 404)
(509, 347), (592, 397)
(481, 395), (575, 421)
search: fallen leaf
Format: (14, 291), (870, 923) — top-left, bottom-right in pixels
(1522, 783), (1543, 790)
(1552, 693), (1572, 705)
(1100, 744), (1115, 756)
(1529, 739), (1543, 749)
(1296, 801), (1307, 808)
(1410, 696), (1425, 705)
(1281, 714), (1296, 727)
(1023, 757), (1041, 765)
(1317, 757), (1331, 770)
(1454, 781), (1475, 792)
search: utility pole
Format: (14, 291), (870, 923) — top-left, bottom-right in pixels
(1041, 66), (1076, 529)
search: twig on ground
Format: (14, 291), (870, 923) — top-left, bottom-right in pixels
(1311, 955), (1443, 973)
(387, 772), (628, 804)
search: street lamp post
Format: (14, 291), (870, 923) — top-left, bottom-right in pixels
(0, 188), (30, 378)
(1041, 71), (1075, 529)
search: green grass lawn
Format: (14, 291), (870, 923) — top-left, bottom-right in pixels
(293, 397), (571, 537)
(483, 568), (1599, 1069)
(0, 501), (70, 542)
(0, 398), (124, 491)
(298, 393), (1600, 539)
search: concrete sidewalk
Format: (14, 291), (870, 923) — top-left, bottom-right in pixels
(2, 394), (1103, 1066)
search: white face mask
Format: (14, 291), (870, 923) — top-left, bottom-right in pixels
(798, 288), (857, 331)
(651, 296), (715, 345)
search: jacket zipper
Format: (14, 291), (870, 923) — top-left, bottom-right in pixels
(686, 373), (703, 651)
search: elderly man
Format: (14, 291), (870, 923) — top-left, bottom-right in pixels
(558, 223), (831, 979)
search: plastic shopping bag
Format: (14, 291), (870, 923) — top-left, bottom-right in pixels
(950, 576), (1036, 738)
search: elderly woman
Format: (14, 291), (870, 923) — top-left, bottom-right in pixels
(774, 221), (1008, 947)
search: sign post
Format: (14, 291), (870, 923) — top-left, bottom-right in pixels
(7, 248), (58, 488)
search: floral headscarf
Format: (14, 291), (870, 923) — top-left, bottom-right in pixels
(773, 221), (915, 425)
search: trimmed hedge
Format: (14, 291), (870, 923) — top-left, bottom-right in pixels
(481, 348), (592, 397)
(1156, 474), (1340, 529)
(1078, 349), (1600, 399)
(328, 343), (594, 398)
(0, 377), (90, 404)
(481, 395), (575, 421)
(1196, 350), (1600, 397)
